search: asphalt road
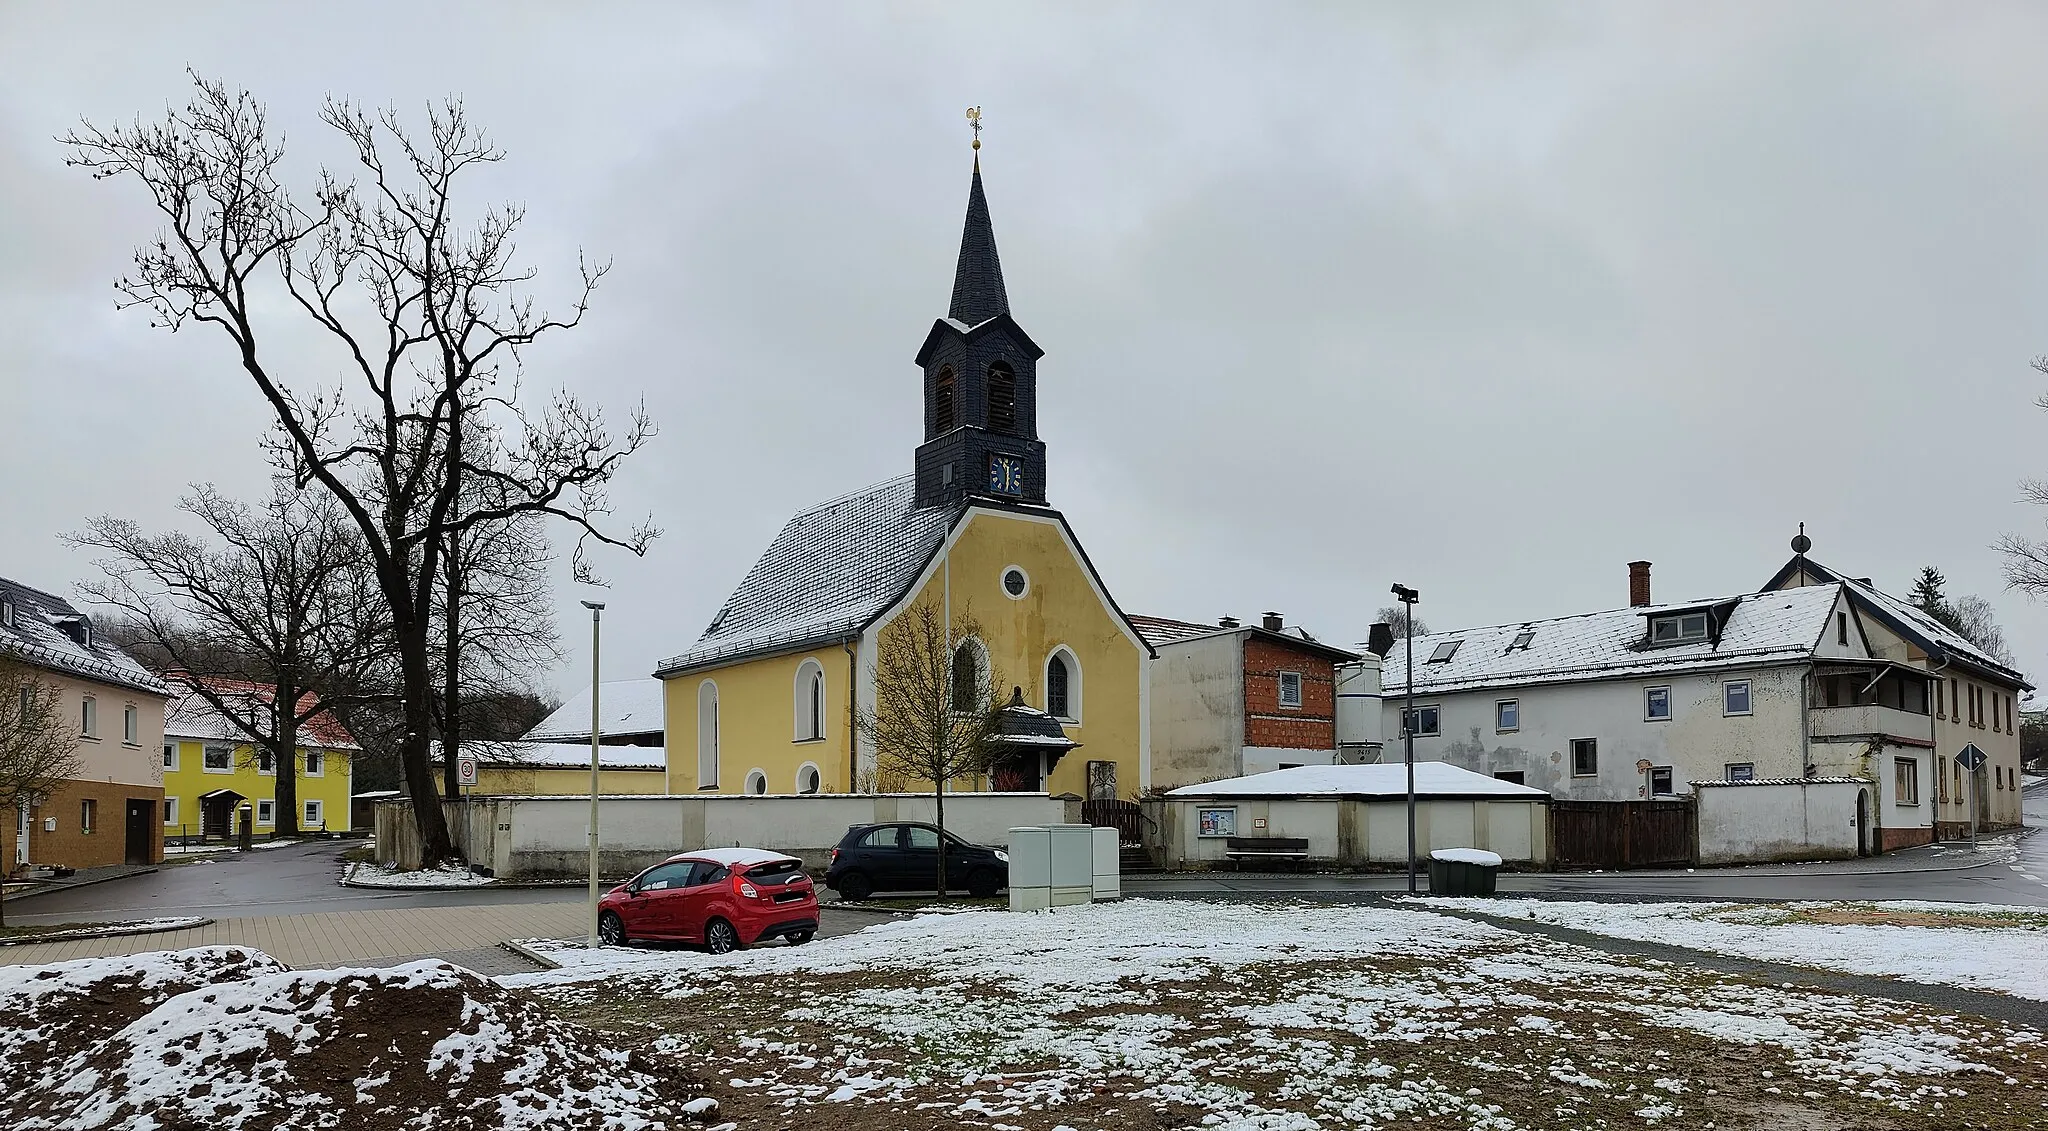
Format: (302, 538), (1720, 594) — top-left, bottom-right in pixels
(10, 825), (2045, 925)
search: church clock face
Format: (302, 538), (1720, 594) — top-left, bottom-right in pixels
(987, 453), (1024, 496)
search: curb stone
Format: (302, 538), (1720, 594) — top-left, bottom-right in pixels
(0, 915), (214, 946)
(501, 939), (562, 971)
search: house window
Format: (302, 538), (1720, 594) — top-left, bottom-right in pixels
(986, 362), (1016, 434)
(81, 695), (97, 738)
(794, 659), (827, 741)
(1936, 681), (1944, 720)
(1427, 641), (1461, 664)
(1571, 738), (1598, 777)
(697, 681), (720, 789)
(1837, 612), (1849, 646)
(0, 597), (11, 627)
(258, 749), (275, 775)
(163, 743), (178, 771)
(1644, 686), (1672, 722)
(164, 797), (179, 827)
(1723, 680), (1752, 716)
(203, 745), (231, 772)
(1508, 629), (1535, 652)
(1048, 652), (1076, 720)
(303, 800), (323, 828)
(1402, 705), (1441, 737)
(1278, 671), (1303, 709)
(1952, 678), (1961, 724)
(1649, 766), (1674, 795)
(1726, 763), (1756, 782)
(797, 763), (822, 795)
(1650, 613), (1709, 645)
(1993, 692), (2002, 733)
(1495, 699), (1519, 733)
(745, 769), (768, 795)
(1494, 770), (1526, 785)
(303, 751), (322, 776)
(934, 367), (956, 432)
(256, 799), (275, 826)
(123, 704), (138, 744)
(1894, 757), (1919, 805)
(81, 798), (96, 833)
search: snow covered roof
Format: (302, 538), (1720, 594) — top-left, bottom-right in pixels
(163, 676), (358, 749)
(672, 846), (803, 868)
(1168, 763), (1550, 800)
(1377, 584), (1844, 697)
(1762, 555), (2029, 688)
(0, 575), (165, 696)
(1131, 615), (1360, 661)
(431, 740), (666, 771)
(1690, 777), (1870, 787)
(524, 678), (665, 741)
(656, 475), (954, 676)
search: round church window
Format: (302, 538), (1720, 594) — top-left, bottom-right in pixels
(1002, 567), (1029, 598)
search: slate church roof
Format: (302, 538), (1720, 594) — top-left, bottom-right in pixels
(0, 575), (165, 695)
(656, 476), (954, 676)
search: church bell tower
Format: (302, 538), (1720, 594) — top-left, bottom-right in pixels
(913, 121), (1048, 510)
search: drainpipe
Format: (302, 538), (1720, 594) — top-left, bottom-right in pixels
(1799, 663), (1811, 776)
(1929, 652), (1952, 836)
(843, 638), (860, 792)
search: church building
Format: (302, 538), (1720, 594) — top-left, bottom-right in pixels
(654, 149), (1154, 801)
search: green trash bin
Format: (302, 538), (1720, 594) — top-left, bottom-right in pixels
(1427, 848), (1501, 896)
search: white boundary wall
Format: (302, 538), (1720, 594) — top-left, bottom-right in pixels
(1694, 779), (1866, 864)
(1148, 796), (1549, 868)
(377, 792), (1072, 878)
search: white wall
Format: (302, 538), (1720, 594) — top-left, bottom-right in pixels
(1155, 796), (1548, 867)
(1381, 665), (1810, 800)
(1148, 633), (1245, 791)
(379, 793), (1071, 877)
(1695, 780), (1865, 864)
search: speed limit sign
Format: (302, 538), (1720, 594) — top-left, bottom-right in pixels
(457, 755), (479, 788)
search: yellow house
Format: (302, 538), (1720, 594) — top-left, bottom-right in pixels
(162, 679), (356, 840)
(656, 152), (1153, 800)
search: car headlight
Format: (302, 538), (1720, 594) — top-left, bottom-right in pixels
(994, 850), (1009, 863)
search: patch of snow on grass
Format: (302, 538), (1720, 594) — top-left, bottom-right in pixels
(345, 860), (495, 888)
(1430, 898), (2048, 1001)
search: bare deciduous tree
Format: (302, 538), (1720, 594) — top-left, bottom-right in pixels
(64, 75), (657, 864)
(1373, 605), (1429, 639)
(0, 660), (81, 924)
(854, 603), (1004, 896)
(71, 482), (385, 837)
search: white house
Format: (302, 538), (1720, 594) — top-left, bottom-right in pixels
(1378, 559), (1982, 853)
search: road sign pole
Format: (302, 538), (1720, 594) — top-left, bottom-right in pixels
(1968, 758), (1978, 853)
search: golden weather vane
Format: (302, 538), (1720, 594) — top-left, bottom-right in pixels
(966, 106), (982, 151)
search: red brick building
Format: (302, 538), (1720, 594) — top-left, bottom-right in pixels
(1135, 612), (1363, 792)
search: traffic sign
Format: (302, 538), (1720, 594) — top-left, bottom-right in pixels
(457, 755), (479, 787)
(1955, 743), (1987, 772)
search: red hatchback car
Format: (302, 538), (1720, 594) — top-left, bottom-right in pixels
(597, 847), (819, 953)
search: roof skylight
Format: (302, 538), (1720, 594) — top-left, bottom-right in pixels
(1427, 640), (1462, 664)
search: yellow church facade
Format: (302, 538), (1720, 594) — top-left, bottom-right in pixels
(657, 150), (1153, 801)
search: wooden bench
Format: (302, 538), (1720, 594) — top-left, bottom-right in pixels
(1223, 836), (1310, 869)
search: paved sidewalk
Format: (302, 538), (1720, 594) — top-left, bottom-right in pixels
(0, 901), (587, 970)
(2, 862), (158, 903)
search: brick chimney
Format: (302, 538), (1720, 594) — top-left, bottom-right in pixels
(1628, 561), (1652, 607)
(1262, 611), (1283, 632)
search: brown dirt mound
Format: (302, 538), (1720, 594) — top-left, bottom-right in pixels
(9, 952), (718, 1131)
(0, 944), (287, 1107)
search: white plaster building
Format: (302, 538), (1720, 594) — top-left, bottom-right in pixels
(1375, 552), (2025, 854)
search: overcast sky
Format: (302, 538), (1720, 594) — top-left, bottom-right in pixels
(6, 2), (2048, 704)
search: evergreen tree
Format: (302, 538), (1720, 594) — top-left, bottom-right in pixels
(1908, 566), (1947, 614)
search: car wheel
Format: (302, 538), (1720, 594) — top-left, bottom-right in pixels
(704, 918), (741, 955)
(597, 911), (627, 946)
(966, 869), (1001, 899)
(787, 930), (815, 945)
(836, 871), (873, 901)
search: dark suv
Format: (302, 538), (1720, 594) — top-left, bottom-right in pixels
(825, 822), (1009, 900)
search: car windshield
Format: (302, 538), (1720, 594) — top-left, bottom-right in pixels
(743, 859), (805, 884)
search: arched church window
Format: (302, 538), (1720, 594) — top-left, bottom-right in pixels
(987, 362), (1016, 434)
(934, 367), (956, 433)
(1047, 652), (1072, 720)
(697, 681), (720, 788)
(794, 659), (826, 742)
(951, 641), (983, 712)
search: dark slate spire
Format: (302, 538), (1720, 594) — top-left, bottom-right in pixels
(946, 158), (1010, 326)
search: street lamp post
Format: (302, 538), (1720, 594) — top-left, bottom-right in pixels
(1391, 584), (1420, 894)
(581, 600), (604, 946)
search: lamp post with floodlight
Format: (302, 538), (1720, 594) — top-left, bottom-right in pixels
(1390, 584), (1420, 893)
(581, 599), (604, 946)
